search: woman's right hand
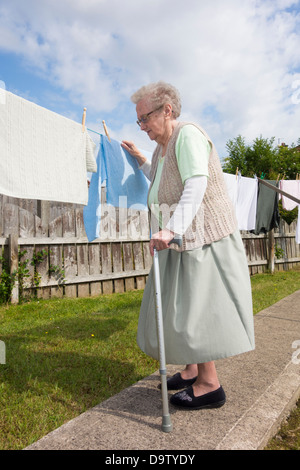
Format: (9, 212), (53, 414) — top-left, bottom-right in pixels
(121, 140), (147, 166)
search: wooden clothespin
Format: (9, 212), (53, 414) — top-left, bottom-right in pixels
(82, 107), (87, 132)
(102, 120), (111, 142)
(276, 174), (280, 183)
(235, 167), (239, 180)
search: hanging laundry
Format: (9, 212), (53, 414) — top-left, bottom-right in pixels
(223, 172), (239, 209)
(279, 180), (300, 244)
(280, 180), (300, 211)
(101, 135), (151, 210)
(86, 133), (98, 173)
(235, 176), (258, 231)
(0, 91), (96, 205)
(83, 134), (152, 242)
(83, 136), (102, 242)
(251, 180), (280, 235)
(223, 173), (258, 231)
(296, 215), (300, 244)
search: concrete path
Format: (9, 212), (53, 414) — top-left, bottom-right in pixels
(25, 291), (300, 451)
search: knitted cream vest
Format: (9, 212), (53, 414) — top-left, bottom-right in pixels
(148, 121), (237, 252)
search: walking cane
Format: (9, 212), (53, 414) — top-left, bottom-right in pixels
(153, 236), (182, 433)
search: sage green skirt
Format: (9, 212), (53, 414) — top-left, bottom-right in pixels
(137, 230), (255, 364)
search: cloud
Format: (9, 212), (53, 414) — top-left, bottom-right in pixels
(0, 0), (299, 155)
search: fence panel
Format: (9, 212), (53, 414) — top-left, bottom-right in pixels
(0, 194), (299, 303)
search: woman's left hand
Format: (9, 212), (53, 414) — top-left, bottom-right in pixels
(150, 228), (175, 256)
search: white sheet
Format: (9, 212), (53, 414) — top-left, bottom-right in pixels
(0, 91), (96, 205)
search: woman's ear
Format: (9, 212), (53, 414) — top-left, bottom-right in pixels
(164, 103), (173, 118)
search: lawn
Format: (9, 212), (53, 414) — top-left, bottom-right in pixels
(0, 292), (159, 450)
(0, 268), (300, 450)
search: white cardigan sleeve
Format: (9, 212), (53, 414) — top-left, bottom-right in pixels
(166, 175), (207, 236)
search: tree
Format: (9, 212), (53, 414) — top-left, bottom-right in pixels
(222, 135), (248, 176)
(222, 135), (300, 180)
(246, 136), (276, 178)
(272, 143), (300, 180)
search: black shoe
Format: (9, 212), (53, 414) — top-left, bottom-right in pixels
(158, 372), (197, 390)
(170, 385), (226, 410)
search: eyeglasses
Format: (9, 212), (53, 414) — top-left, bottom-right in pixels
(136, 105), (163, 127)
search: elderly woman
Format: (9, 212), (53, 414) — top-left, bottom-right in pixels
(121, 81), (255, 409)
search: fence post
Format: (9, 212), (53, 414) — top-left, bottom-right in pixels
(268, 229), (275, 273)
(37, 200), (50, 233)
(9, 233), (19, 304)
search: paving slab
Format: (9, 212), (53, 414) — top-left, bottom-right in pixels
(25, 290), (300, 451)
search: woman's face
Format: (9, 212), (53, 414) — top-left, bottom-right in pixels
(136, 97), (166, 143)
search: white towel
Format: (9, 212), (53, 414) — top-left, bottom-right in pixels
(85, 132), (97, 173)
(223, 173), (258, 231)
(235, 176), (258, 231)
(223, 172), (239, 208)
(0, 91), (96, 205)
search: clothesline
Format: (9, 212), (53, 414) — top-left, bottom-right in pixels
(86, 125), (300, 207)
(82, 129), (299, 243)
(87, 120), (111, 141)
(87, 127), (102, 136)
(86, 128), (300, 209)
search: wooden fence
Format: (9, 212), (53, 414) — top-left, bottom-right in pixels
(0, 193), (299, 303)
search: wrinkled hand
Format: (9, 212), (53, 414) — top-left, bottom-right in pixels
(121, 140), (145, 163)
(150, 229), (175, 256)
(121, 140), (138, 156)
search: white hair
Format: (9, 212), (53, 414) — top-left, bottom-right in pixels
(131, 81), (181, 118)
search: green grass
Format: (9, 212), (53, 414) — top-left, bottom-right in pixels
(0, 268), (300, 450)
(264, 398), (300, 450)
(0, 292), (158, 450)
(251, 267), (300, 313)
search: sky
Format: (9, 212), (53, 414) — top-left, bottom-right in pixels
(0, 0), (300, 159)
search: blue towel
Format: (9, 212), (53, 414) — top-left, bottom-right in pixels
(83, 134), (152, 241)
(101, 136), (151, 209)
